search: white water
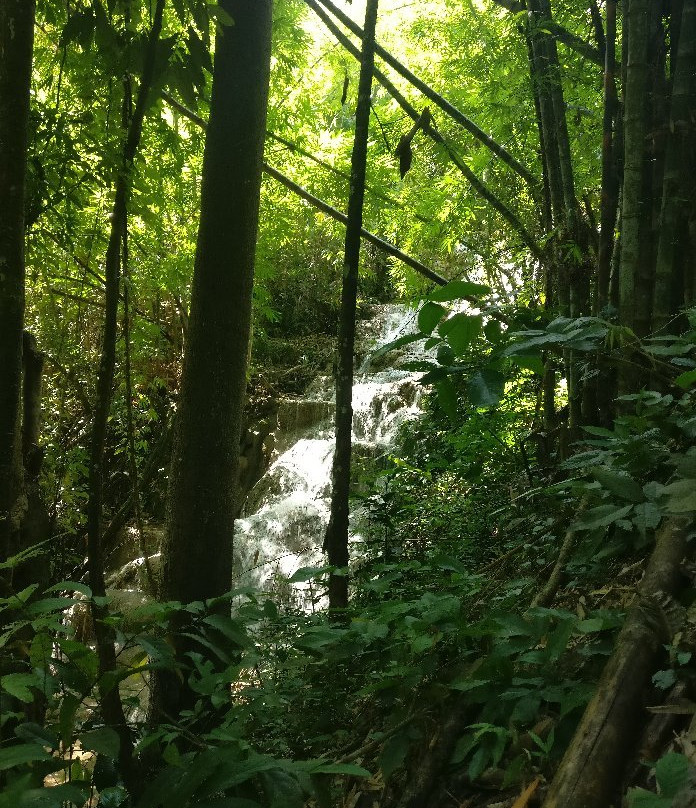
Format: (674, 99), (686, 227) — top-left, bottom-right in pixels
(233, 304), (426, 606)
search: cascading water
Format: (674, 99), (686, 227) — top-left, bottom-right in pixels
(234, 304), (427, 606)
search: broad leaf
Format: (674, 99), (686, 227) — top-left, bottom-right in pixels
(439, 313), (482, 355)
(574, 504), (633, 531)
(417, 302), (446, 334)
(592, 468), (644, 502)
(428, 280), (490, 302)
(289, 566), (330, 583)
(664, 479), (696, 513)
(81, 727), (121, 759)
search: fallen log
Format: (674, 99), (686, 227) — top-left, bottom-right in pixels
(542, 516), (690, 808)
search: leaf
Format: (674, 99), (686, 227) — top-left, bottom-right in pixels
(435, 377), (458, 419)
(16, 782), (90, 808)
(632, 502), (662, 538)
(309, 762), (371, 777)
(504, 332), (559, 356)
(483, 319), (503, 343)
(60, 692), (82, 748)
(627, 787), (671, 807)
(289, 566), (330, 583)
(509, 355), (545, 375)
(439, 313), (482, 355)
(371, 332), (424, 360)
(81, 727), (121, 759)
(436, 343), (455, 365)
(0, 744), (52, 770)
(46, 580), (92, 598)
(202, 614), (252, 648)
(417, 302), (446, 335)
(574, 504), (633, 531)
(675, 368), (696, 388)
(2, 672), (39, 703)
(468, 369), (505, 408)
(592, 468), (645, 502)
(664, 479), (696, 513)
(379, 734), (410, 781)
(15, 722), (58, 749)
(428, 280), (490, 302)
(98, 785), (129, 808)
(655, 752), (691, 798)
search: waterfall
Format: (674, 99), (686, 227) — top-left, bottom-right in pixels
(234, 303), (427, 607)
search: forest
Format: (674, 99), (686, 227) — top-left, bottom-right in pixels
(2, 0), (696, 805)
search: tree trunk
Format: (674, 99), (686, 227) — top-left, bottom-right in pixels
(619, 0), (651, 337)
(85, 1), (165, 794)
(652, 0), (696, 333)
(0, 0), (35, 590)
(596, 0), (619, 315)
(325, 0), (380, 614)
(160, 0), (273, 607)
(542, 518), (689, 808)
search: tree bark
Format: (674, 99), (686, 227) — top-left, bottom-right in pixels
(652, 0), (696, 333)
(0, 0), (35, 589)
(596, 0), (619, 315)
(619, 0), (651, 337)
(160, 0), (273, 607)
(325, 0), (380, 614)
(85, 1), (165, 794)
(542, 517), (689, 808)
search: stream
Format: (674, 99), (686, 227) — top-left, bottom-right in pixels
(233, 303), (426, 607)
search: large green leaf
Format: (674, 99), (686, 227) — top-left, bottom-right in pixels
(664, 479), (696, 513)
(574, 504), (633, 531)
(81, 727), (121, 759)
(592, 468), (644, 502)
(417, 302), (446, 334)
(0, 744), (52, 770)
(435, 377), (458, 419)
(428, 280), (490, 302)
(439, 313), (482, 355)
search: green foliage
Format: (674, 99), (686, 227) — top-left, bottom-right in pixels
(627, 752), (694, 807)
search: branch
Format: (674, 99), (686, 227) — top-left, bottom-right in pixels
(306, 0), (547, 264)
(161, 91), (450, 287)
(307, 0), (537, 186)
(161, 90), (432, 224)
(490, 0), (603, 66)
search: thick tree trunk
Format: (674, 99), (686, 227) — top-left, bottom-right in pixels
(542, 518), (689, 808)
(619, 0), (651, 337)
(160, 0), (273, 607)
(652, 0), (696, 333)
(325, 0), (380, 614)
(0, 0), (35, 588)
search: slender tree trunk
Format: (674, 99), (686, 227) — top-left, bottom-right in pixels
(652, 0), (696, 333)
(85, 1), (164, 794)
(160, 0), (273, 609)
(325, 0), (380, 614)
(0, 0), (35, 588)
(596, 0), (619, 315)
